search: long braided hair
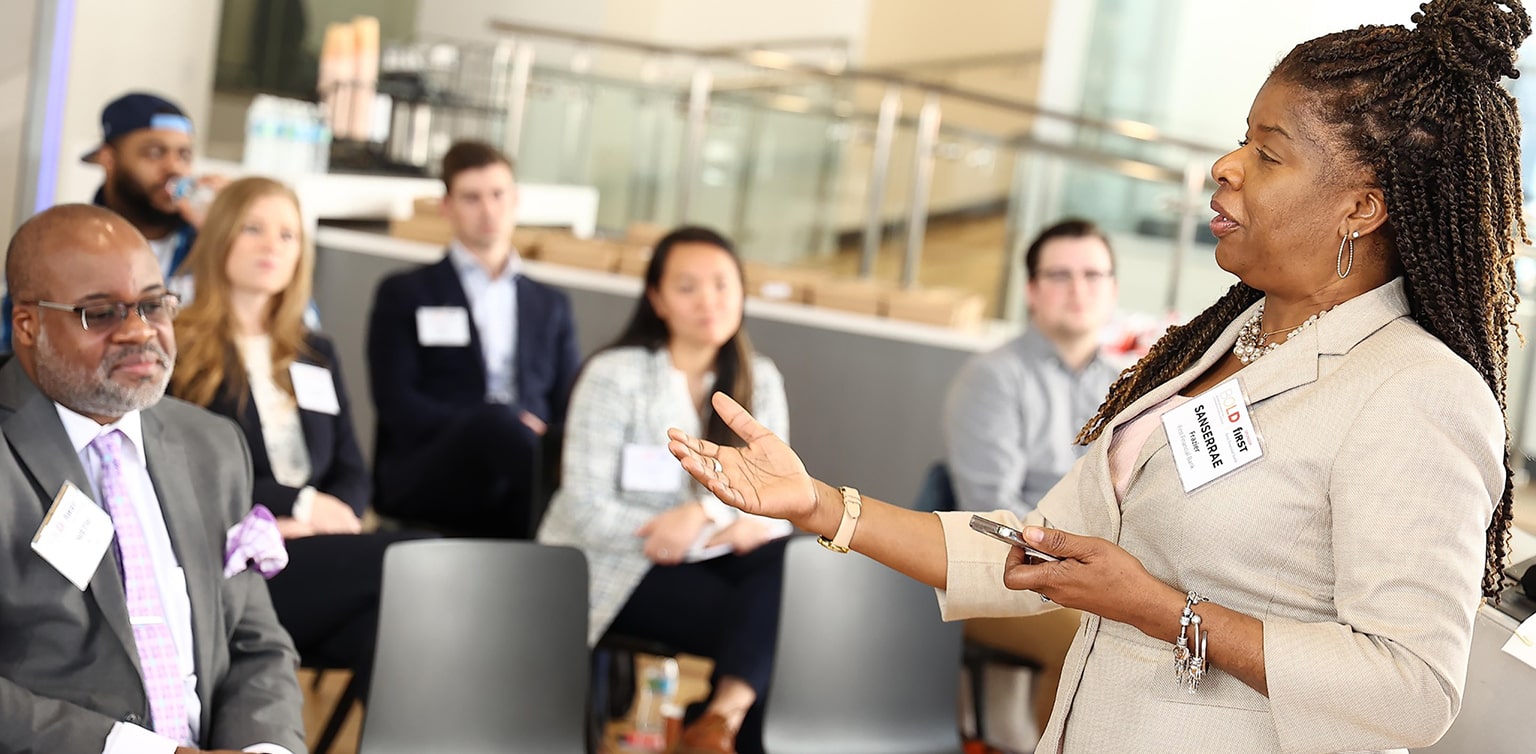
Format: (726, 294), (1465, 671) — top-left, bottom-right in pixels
(1077, 0), (1530, 600)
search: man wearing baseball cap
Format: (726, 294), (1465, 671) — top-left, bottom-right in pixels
(1, 92), (223, 351)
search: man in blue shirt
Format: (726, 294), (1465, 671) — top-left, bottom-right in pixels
(943, 218), (1121, 518)
(367, 141), (581, 538)
(2, 93), (220, 351)
(943, 218), (1119, 745)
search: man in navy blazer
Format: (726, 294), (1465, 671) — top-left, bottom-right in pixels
(366, 142), (581, 537)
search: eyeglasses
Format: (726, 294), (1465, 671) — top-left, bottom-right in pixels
(27, 292), (182, 332)
(1036, 269), (1114, 285)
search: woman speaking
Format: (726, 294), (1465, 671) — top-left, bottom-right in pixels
(666, 1), (1526, 751)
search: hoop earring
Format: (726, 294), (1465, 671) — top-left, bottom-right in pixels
(1336, 230), (1358, 279)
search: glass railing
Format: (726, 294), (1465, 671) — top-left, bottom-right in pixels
(360, 22), (1231, 322)
(326, 21), (1536, 469)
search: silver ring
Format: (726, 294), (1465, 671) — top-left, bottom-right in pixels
(711, 457), (723, 474)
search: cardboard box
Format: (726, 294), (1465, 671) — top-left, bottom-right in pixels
(539, 236), (620, 272)
(743, 263), (823, 303)
(614, 242), (654, 277)
(512, 228), (547, 259)
(625, 221), (669, 247)
(412, 195), (441, 217)
(885, 287), (987, 330)
(809, 278), (892, 317)
(387, 214), (454, 247)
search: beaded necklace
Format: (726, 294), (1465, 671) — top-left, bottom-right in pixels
(1231, 302), (1328, 364)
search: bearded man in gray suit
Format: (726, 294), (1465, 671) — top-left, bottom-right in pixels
(0, 204), (305, 753)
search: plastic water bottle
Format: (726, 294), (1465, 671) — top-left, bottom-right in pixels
(311, 105), (333, 174)
(167, 177), (216, 213)
(625, 657), (680, 751)
(243, 95), (280, 172)
(275, 100), (302, 174)
(243, 96), (333, 175)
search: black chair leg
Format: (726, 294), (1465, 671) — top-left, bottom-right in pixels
(313, 672), (362, 754)
(589, 648), (611, 754)
(969, 659), (988, 742)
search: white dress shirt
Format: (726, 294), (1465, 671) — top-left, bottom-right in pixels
(237, 336), (316, 520)
(53, 405), (293, 754)
(448, 241), (521, 404)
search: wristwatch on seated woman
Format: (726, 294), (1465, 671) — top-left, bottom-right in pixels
(816, 486), (863, 553)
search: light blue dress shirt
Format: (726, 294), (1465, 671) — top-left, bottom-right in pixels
(447, 242), (521, 404)
(942, 328), (1119, 518)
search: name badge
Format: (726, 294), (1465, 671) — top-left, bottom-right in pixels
(1161, 377), (1263, 493)
(290, 362), (340, 415)
(621, 444), (685, 493)
(416, 306), (472, 347)
(31, 481), (116, 591)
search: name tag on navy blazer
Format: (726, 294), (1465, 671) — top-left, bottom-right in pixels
(290, 362), (340, 415)
(416, 306), (472, 347)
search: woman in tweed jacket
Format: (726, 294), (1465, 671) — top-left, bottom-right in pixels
(538, 226), (789, 754)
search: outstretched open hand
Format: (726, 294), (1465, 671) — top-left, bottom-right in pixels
(667, 392), (819, 529)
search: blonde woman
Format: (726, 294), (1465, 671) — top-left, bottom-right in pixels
(171, 176), (428, 708)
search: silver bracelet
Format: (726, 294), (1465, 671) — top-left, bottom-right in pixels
(1173, 590), (1209, 693)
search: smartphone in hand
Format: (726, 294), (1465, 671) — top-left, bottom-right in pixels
(968, 515), (1060, 562)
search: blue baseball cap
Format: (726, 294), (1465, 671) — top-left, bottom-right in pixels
(81, 92), (193, 164)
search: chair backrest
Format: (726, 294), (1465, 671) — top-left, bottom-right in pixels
(763, 537), (965, 754)
(360, 540), (590, 754)
(913, 462), (957, 512)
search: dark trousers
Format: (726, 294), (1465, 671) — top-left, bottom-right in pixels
(605, 537), (788, 754)
(267, 530), (436, 694)
(375, 406), (541, 537)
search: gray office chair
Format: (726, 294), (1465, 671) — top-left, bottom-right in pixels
(763, 537), (965, 754)
(359, 540), (590, 754)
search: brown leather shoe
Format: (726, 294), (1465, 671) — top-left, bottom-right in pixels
(677, 711), (739, 754)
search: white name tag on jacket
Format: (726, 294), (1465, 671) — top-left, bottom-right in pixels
(32, 481), (116, 591)
(1161, 377), (1263, 492)
(621, 444), (685, 493)
(416, 306), (472, 347)
(290, 362), (341, 415)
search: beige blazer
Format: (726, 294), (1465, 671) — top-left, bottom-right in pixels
(937, 279), (1503, 754)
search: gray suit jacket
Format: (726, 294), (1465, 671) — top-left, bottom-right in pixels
(936, 280), (1504, 753)
(0, 359), (306, 753)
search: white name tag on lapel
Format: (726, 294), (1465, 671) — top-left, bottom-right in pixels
(290, 362), (341, 415)
(416, 306), (472, 347)
(1161, 377), (1264, 493)
(31, 481), (116, 591)
(621, 444), (685, 493)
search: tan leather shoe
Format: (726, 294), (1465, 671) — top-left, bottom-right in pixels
(677, 711), (739, 754)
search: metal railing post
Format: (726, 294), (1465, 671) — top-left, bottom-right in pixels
(676, 65), (713, 222)
(901, 93), (943, 288)
(1166, 159), (1207, 314)
(859, 86), (902, 277)
(502, 44), (535, 158)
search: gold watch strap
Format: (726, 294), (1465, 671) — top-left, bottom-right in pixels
(816, 486), (862, 553)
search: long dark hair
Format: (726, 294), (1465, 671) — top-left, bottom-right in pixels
(604, 226), (755, 447)
(1078, 0), (1528, 600)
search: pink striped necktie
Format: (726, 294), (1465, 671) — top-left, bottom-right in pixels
(93, 429), (191, 743)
